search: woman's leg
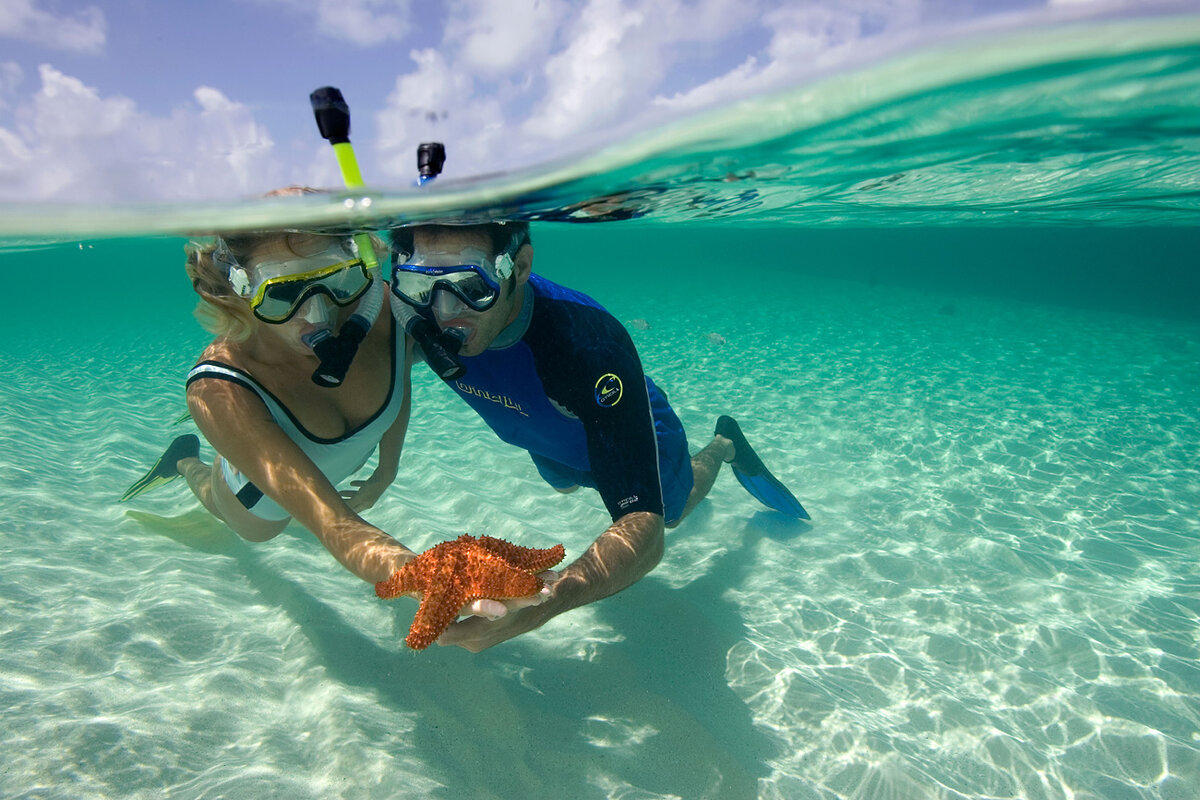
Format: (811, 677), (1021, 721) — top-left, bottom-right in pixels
(178, 456), (288, 542)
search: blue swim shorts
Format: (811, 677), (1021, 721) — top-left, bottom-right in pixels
(529, 402), (694, 525)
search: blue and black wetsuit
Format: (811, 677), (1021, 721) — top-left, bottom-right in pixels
(447, 274), (693, 524)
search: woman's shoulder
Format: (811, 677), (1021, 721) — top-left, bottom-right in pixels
(188, 339), (256, 392)
(196, 336), (239, 364)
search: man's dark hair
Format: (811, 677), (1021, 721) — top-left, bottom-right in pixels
(388, 221), (530, 259)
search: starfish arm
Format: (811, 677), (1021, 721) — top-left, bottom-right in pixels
(406, 584), (465, 650)
(375, 563), (421, 598)
(475, 536), (567, 573)
(463, 549), (546, 598)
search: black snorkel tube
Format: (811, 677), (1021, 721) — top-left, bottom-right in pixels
(310, 86), (464, 382)
(417, 142), (446, 186)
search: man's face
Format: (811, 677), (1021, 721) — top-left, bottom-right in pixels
(409, 227), (525, 357)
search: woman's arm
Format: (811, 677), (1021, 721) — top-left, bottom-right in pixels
(187, 378), (414, 583)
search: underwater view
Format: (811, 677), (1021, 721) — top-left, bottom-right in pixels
(2, 14), (1200, 800)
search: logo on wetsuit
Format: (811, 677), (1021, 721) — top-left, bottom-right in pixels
(594, 373), (623, 407)
(455, 381), (530, 417)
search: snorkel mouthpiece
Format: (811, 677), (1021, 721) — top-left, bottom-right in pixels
(304, 278), (383, 388)
(390, 301), (465, 380)
(306, 325), (364, 388)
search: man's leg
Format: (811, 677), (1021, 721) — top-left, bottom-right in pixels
(667, 434), (734, 528)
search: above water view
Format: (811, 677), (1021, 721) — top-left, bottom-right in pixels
(2, 14), (1199, 800)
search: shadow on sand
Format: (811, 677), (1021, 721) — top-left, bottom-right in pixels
(129, 508), (793, 799)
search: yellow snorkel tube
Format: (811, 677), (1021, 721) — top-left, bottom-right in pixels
(310, 86), (465, 381)
(309, 87), (376, 271)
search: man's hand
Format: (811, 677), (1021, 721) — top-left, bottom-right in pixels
(439, 511), (665, 652)
(436, 571), (562, 652)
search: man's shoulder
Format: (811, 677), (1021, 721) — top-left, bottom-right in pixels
(529, 275), (628, 348)
(529, 272), (606, 312)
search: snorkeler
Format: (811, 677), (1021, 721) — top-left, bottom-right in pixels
(121, 225), (547, 629)
(120, 228), (418, 585)
(387, 221), (808, 651)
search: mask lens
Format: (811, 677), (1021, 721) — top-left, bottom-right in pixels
(252, 259), (370, 323)
(391, 262), (500, 312)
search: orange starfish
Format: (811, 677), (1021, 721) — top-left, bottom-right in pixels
(375, 534), (566, 650)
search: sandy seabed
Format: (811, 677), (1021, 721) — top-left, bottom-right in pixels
(2, 264), (1198, 799)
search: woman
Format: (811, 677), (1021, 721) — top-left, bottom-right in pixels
(123, 228), (416, 585)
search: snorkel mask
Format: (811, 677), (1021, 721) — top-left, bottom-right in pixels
(215, 235), (384, 388)
(390, 230), (526, 314)
(219, 237), (371, 323)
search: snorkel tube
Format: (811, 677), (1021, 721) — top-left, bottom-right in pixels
(310, 86), (465, 382)
(302, 87), (384, 388)
(417, 143), (446, 186)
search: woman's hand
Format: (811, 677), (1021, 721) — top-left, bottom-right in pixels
(341, 469), (394, 512)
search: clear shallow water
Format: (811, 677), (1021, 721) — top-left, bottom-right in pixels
(3, 17), (1200, 800)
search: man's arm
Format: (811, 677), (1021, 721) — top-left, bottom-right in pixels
(436, 510), (664, 652)
(437, 292), (668, 651)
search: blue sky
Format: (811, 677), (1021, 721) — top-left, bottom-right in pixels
(0, 0), (1167, 202)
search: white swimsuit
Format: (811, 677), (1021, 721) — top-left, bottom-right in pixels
(186, 321), (406, 521)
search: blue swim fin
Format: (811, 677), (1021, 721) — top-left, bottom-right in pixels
(716, 416), (810, 520)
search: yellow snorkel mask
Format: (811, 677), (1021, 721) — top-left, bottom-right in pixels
(218, 237), (372, 324)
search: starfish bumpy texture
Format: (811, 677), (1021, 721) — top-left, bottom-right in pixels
(375, 534), (566, 650)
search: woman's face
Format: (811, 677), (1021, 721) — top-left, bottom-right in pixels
(241, 236), (357, 356)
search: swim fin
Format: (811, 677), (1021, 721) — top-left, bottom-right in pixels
(715, 415), (810, 520)
(119, 434), (200, 502)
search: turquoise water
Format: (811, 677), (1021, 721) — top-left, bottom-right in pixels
(3, 17), (1200, 800)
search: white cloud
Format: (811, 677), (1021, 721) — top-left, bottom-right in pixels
(257, 0), (413, 46)
(375, 47), (506, 179)
(445, 0), (568, 74)
(0, 65), (287, 202)
(519, 0), (764, 139)
(378, 0), (907, 178)
(655, 0), (923, 112)
(522, 0), (649, 139)
(0, 0), (1160, 202)
(652, 55), (760, 112)
(0, 0), (105, 53)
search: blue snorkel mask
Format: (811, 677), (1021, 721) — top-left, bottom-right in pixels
(390, 230), (527, 313)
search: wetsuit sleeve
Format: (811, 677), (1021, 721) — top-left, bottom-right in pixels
(532, 302), (664, 521)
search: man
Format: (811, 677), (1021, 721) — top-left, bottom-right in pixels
(388, 221), (807, 651)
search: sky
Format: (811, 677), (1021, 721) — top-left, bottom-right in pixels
(0, 0), (1175, 203)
